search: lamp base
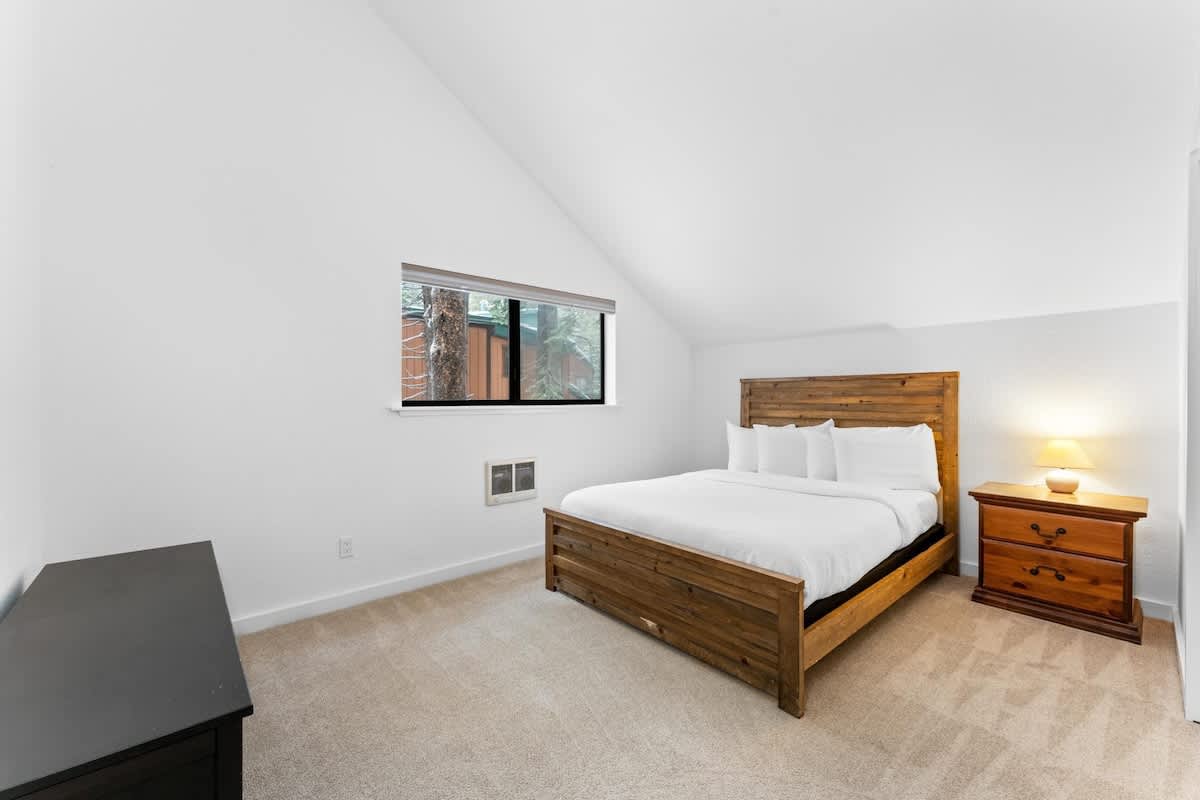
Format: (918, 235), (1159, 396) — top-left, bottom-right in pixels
(1045, 469), (1079, 494)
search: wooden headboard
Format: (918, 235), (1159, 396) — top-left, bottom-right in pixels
(740, 372), (960, 557)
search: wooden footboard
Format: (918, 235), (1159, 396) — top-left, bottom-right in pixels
(545, 509), (808, 716)
(546, 509), (957, 718)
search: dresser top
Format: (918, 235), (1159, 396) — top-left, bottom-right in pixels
(969, 481), (1148, 519)
(0, 541), (253, 797)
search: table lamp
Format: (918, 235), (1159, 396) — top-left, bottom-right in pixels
(1036, 439), (1094, 494)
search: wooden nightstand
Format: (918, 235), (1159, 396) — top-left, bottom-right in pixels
(969, 482), (1148, 644)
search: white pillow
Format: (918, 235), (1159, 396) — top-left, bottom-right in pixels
(804, 419), (837, 480)
(831, 424), (940, 493)
(725, 421), (760, 471)
(727, 421), (796, 471)
(755, 425), (806, 476)
(755, 421), (831, 478)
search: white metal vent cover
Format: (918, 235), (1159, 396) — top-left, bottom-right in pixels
(485, 458), (537, 505)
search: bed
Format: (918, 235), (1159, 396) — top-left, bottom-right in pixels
(543, 371), (959, 717)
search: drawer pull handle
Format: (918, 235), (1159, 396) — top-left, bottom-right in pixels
(1029, 565), (1066, 581)
(1029, 523), (1067, 541)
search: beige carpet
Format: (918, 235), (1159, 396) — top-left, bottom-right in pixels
(238, 559), (1200, 800)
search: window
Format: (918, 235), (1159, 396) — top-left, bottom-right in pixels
(400, 264), (612, 406)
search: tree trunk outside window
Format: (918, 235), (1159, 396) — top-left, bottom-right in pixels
(534, 302), (561, 399)
(426, 288), (468, 400)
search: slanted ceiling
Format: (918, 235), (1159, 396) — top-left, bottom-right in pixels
(375, 1), (1200, 344)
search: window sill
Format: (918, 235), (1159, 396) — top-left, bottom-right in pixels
(388, 403), (621, 417)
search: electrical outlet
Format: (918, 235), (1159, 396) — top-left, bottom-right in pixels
(338, 537), (354, 559)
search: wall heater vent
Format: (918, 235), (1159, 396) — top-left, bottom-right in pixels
(486, 458), (537, 505)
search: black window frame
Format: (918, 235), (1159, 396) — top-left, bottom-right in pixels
(402, 296), (607, 407)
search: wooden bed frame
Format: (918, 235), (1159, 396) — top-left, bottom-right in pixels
(544, 371), (959, 717)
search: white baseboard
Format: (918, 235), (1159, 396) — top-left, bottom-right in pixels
(232, 551), (1181, 635)
(232, 542), (542, 636)
(1140, 598), (1176, 622)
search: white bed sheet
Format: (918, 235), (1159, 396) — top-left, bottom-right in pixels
(560, 469), (939, 608)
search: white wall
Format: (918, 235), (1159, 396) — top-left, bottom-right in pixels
(30, 0), (1190, 654)
(692, 303), (1181, 614)
(1182, 147), (1200, 720)
(37, 0), (692, 630)
(0, 0), (42, 619)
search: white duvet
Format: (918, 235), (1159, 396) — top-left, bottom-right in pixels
(560, 469), (939, 608)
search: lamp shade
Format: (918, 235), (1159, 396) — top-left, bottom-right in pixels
(1035, 439), (1094, 470)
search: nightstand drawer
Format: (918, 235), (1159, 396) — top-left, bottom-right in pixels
(981, 540), (1127, 620)
(980, 504), (1126, 561)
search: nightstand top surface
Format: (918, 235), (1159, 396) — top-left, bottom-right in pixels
(969, 481), (1148, 518)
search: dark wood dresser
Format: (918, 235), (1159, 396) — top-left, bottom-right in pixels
(969, 482), (1147, 643)
(0, 542), (253, 799)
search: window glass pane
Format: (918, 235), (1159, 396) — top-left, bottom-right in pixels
(401, 282), (511, 401)
(519, 301), (603, 401)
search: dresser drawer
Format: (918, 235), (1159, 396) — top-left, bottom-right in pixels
(981, 540), (1128, 620)
(980, 504), (1127, 561)
(19, 731), (214, 799)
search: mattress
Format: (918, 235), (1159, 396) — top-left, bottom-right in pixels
(560, 469), (939, 608)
